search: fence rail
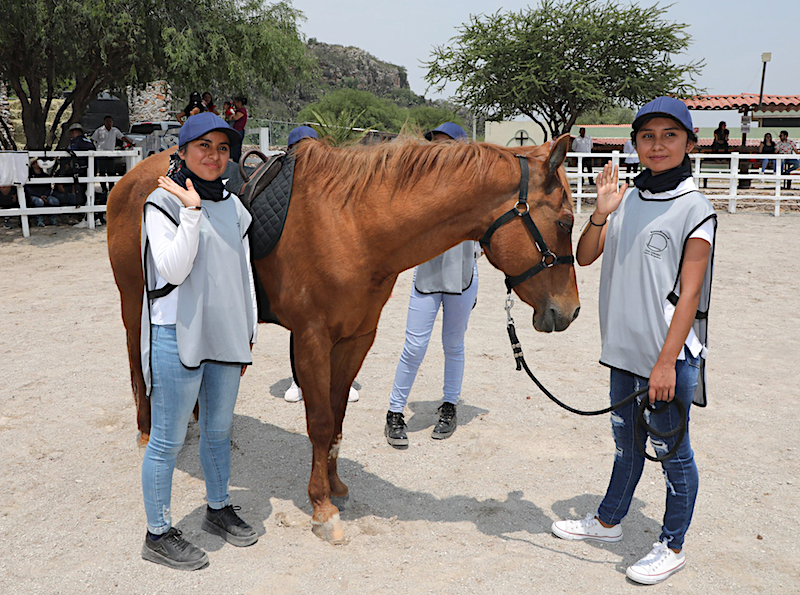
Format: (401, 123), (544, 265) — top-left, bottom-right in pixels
(2, 149), (142, 237)
(567, 151), (800, 217)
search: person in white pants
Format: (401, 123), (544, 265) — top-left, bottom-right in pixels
(384, 122), (478, 448)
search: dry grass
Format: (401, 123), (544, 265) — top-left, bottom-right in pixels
(7, 97), (66, 149)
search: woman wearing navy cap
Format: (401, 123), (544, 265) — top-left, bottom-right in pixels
(551, 97), (716, 585)
(384, 122), (479, 448)
(139, 112), (259, 570)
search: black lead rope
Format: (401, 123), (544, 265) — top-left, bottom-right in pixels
(481, 154), (684, 461)
(505, 297), (686, 463)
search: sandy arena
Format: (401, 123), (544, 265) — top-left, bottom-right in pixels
(1, 210), (798, 594)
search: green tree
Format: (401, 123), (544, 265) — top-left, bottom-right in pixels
(297, 88), (403, 132)
(0, 0), (313, 149)
(425, 0), (703, 141)
(406, 105), (464, 132)
(576, 105), (636, 125)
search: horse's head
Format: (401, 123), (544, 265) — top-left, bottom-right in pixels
(481, 134), (579, 332)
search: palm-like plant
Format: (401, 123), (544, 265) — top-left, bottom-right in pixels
(308, 109), (370, 147)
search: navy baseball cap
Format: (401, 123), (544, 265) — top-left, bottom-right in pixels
(424, 122), (467, 141)
(178, 112), (242, 149)
(287, 125), (319, 147)
(632, 96), (696, 141)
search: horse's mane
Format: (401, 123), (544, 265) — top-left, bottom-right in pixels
(292, 138), (522, 204)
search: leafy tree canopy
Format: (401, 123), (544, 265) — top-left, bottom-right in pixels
(425, 0), (704, 141)
(0, 0), (314, 149)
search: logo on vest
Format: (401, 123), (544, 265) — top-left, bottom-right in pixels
(644, 230), (670, 259)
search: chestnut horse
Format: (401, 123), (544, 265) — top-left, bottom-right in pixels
(107, 135), (580, 543)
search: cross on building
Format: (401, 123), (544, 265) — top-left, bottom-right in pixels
(514, 130), (530, 146)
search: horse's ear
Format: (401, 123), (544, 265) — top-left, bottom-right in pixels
(547, 134), (571, 176)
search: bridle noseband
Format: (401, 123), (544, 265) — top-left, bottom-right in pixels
(479, 155), (574, 293)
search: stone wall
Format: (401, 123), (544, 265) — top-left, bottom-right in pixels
(127, 81), (173, 123)
(0, 82), (14, 149)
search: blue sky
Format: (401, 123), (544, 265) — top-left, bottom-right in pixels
(290, 0), (795, 127)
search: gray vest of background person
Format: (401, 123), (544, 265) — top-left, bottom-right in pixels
(414, 241), (476, 295)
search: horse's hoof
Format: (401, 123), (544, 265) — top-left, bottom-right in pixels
(331, 494), (349, 511)
(311, 513), (346, 544)
(136, 432), (150, 448)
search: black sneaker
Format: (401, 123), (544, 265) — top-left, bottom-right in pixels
(432, 402), (457, 440)
(385, 411), (408, 449)
(202, 505), (258, 547)
(141, 527), (209, 571)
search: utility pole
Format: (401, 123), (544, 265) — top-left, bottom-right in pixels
(758, 52), (772, 114)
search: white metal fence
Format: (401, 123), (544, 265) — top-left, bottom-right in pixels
(567, 151), (800, 217)
(2, 149), (143, 237)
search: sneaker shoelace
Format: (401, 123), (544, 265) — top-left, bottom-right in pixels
(438, 404), (455, 421)
(388, 413), (405, 429)
(640, 542), (670, 567)
(215, 505), (249, 528)
(163, 528), (190, 551)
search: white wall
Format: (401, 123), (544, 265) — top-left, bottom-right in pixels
(484, 121), (546, 147)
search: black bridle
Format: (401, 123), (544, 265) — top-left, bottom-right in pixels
(484, 155), (685, 462)
(479, 155), (574, 293)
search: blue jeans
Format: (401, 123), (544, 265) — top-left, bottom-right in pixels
(142, 324), (242, 535)
(761, 158), (775, 174)
(30, 195), (60, 208)
(782, 158), (800, 175)
(596, 348), (700, 550)
(389, 264), (478, 412)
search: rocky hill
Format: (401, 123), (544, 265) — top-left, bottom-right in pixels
(262, 39), (415, 120)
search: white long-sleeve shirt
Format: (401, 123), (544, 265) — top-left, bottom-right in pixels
(145, 205), (258, 343)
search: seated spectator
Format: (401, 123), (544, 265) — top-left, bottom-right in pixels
(759, 132), (777, 174)
(1, 184), (18, 229)
(776, 130), (800, 189)
(67, 123), (103, 224)
(91, 116), (133, 193)
(25, 159), (60, 227)
(711, 121), (729, 153)
(202, 92), (219, 115)
(623, 138), (639, 185)
(176, 92), (207, 124)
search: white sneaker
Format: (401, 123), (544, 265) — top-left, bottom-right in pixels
(284, 380), (303, 402)
(285, 381), (359, 402)
(348, 385), (359, 403)
(626, 541), (685, 585)
(551, 513), (622, 543)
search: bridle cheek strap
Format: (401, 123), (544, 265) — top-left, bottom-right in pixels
(479, 155), (574, 293)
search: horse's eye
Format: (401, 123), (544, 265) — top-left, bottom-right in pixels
(557, 220), (573, 234)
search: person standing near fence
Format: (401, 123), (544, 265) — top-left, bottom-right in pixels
(139, 112), (259, 570)
(623, 138), (639, 184)
(776, 130), (799, 189)
(551, 97), (716, 585)
(229, 96), (248, 163)
(572, 127), (594, 185)
(91, 116), (133, 194)
(384, 122), (479, 448)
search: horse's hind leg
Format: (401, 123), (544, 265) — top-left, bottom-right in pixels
(294, 329), (344, 543)
(327, 331), (377, 506)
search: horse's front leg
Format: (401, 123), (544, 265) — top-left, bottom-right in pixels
(294, 329), (344, 544)
(327, 331), (377, 505)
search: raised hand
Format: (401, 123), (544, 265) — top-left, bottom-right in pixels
(594, 162), (628, 218)
(158, 176), (201, 208)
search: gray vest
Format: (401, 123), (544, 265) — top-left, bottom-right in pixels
(599, 188), (716, 406)
(140, 188), (254, 394)
(414, 241), (476, 294)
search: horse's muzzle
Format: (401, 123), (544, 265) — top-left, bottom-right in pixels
(532, 305), (580, 333)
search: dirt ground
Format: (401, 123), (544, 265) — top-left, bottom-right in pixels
(1, 210), (798, 595)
